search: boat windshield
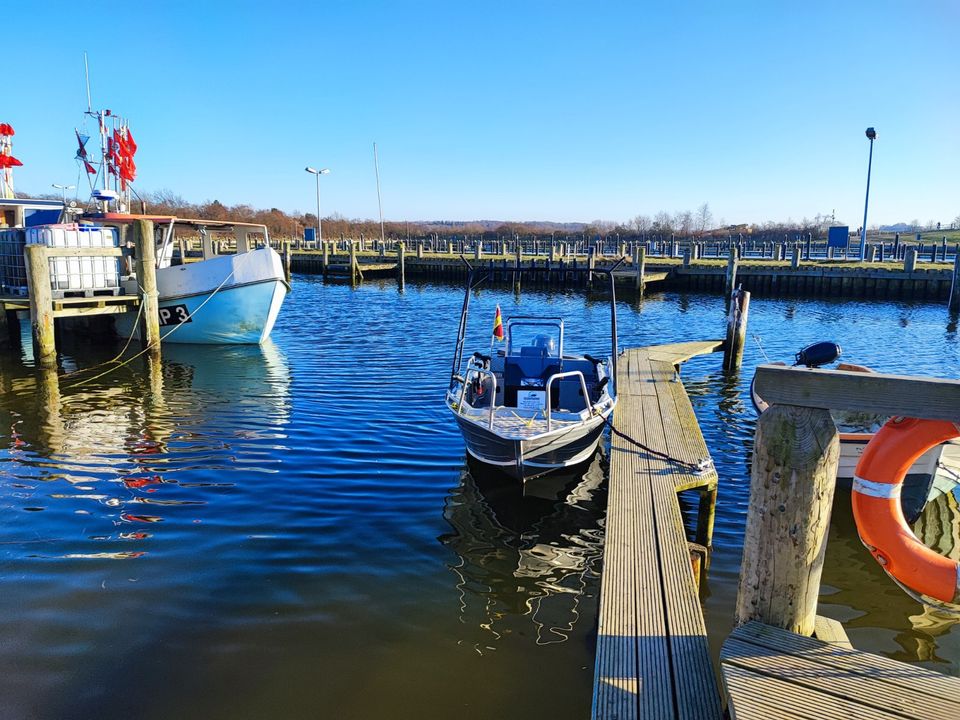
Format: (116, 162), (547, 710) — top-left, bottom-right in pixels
(506, 319), (563, 358)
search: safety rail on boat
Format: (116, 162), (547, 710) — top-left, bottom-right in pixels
(545, 371), (591, 432)
(457, 367), (498, 430)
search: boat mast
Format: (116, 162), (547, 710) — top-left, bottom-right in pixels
(373, 142), (385, 246)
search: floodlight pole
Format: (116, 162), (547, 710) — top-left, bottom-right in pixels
(860, 127), (877, 259)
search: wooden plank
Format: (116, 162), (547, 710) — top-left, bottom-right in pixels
(722, 637), (960, 718)
(753, 364), (960, 422)
(647, 340), (724, 365)
(813, 615), (852, 649)
(721, 623), (960, 719)
(722, 664), (905, 720)
(44, 246), (124, 258)
(594, 341), (723, 719)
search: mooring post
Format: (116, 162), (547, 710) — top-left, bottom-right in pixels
(514, 243), (522, 292)
(416, 240), (423, 259)
(282, 240), (291, 283)
(397, 241), (405, 288)
(904, 246), (917, 273)
(949, 253), (960, 312)
(735, 404), (840, 635)
(133, 219), (161, 355)
(791, 243), (801, 270)
(350, 241), (359, 286)
(724, 246), (739, 310)
(24, 244), (56, 368)
(321, 240), (329, 274)
(723, 288), (750, 373)
(634, 245), (646, 294)
(587, 247), (596, 285)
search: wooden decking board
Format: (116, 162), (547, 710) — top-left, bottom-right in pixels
(721, 622), (960, 719)
(722, 664), (905, 720)
(593, 344), (722, 719)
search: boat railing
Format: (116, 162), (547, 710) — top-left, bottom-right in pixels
(544, 371), (590, 432)
(457, 367), (498, 430)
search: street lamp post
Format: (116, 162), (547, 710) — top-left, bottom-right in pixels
(859, 127), (877, 259)
(304, 167), (330, 246)
(52, 183), (75, 204)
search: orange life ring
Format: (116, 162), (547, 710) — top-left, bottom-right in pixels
(852, 417), (960, 603)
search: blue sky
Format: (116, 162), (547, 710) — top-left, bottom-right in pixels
(5, 1), (958, 226)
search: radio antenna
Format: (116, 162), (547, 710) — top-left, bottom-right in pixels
(83, 52), (92, 112)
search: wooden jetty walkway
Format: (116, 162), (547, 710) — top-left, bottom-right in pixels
(592, 340), (724, 720)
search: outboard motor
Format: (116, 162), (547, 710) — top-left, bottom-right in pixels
(795, 341), (842, 368)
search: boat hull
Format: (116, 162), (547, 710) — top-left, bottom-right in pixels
(454, 411), (609, 481)
(117, 247), (288, 344)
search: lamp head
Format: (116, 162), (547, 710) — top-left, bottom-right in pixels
(320, 168), (330, 175)
(865, 127), (877, 140)
(305, 166), (318, 174)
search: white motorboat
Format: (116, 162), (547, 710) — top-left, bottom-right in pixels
(446, 263), (619, 481)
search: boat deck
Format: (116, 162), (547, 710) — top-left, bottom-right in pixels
(721, 621), (960, 719)
(592, 340), (724, 720)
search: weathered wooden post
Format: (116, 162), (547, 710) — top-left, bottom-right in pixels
(724, 246), (739, 310)
(634, 245), (646, 293)
(177, 238), (187, 266)
(24, 244), (56, 367)
(133, 219), (161, 354)
(866, 244), (877, 263)
(416, 240), (423, 259)
(904, 246), (917, 273)
(350, 241), (359, 286)
(735, 403), (840, 635)
(587, 247), (596, 285)
(281, 240), (292, 283)
(474, 239), (482, 261)
(321, 240), (329, 274)
(949, 253), (960, 312)
(791, 243), (801, 270)
(682, 247), (691, 267)
(723, 288), (750, 373)
(397, 241), (405, 288)
(514, 243), (522, 293)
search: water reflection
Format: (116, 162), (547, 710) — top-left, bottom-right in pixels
(439, 452), (606, 652)
(0, 341), (290, 559)
(820, 489), (960, 669)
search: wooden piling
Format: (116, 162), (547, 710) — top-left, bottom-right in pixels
(133, 219), (161, 354)
(950, 253), (960, 312)
(735, 404), (839, 635)
(281, 240), (291, 283)
(24, 244), (56, 367)
(724, 247), (739, 310)
(397, 241), (405, 288)
(350, 241), (359, 286)
(723, 288), (749, 373)
(904, 246), (917, 273)
(791, 243), (801, 270)
(634, 245), (646, 293)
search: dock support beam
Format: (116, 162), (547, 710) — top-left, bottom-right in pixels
(735, 405), (839, 635)
(723, 288), (750, 373)
(25, 244), (56, 368)
(134, 219), (161, 355)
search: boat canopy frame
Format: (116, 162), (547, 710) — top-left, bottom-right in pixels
(449, 257), (623, 391)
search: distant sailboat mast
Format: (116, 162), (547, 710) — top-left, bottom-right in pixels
(374, 142), (386, 246)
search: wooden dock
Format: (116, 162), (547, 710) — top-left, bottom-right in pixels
(592, 341), (724, 720)
(721, 621), (960, 719)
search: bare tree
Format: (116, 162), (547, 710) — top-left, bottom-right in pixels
(674, 210), (693, 236)
(652, 211), (673, 234)
(695, 202), (713, 236)
(630, 214), (651, 234)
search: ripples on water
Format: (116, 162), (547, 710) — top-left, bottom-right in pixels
(1, 275), (958, 718)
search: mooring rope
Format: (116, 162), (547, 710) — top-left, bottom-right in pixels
(60, 251), (254, 390)
(600, 413), (714, 475)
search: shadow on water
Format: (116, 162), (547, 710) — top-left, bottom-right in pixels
(439, 451), (607, 652)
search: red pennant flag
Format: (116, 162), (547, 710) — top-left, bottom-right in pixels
(0, 123), (14, 136)
(125, 128), (137, 156)
(84, 161), (97, 175)
(492, 305), (504, 341)
(0, 155), (22, 168)
(120, 156), (136, 182)
(75, 129), (88, 159)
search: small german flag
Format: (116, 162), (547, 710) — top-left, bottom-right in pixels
(492, 305), (504, 341)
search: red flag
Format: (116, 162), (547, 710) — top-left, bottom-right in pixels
(125, 128), (137, 155)
(492, 305), (504, 341)
(120, 156), (136, 182)
(84, 161), (96, 175)
(0, 155), (22, 168)
(75, 129), (88, 159)
(0, 123), (13, 136)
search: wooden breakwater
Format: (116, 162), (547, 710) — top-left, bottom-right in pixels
(288, 243), (960, 305)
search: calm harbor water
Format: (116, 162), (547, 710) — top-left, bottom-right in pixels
(1, 275), (959, 719)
